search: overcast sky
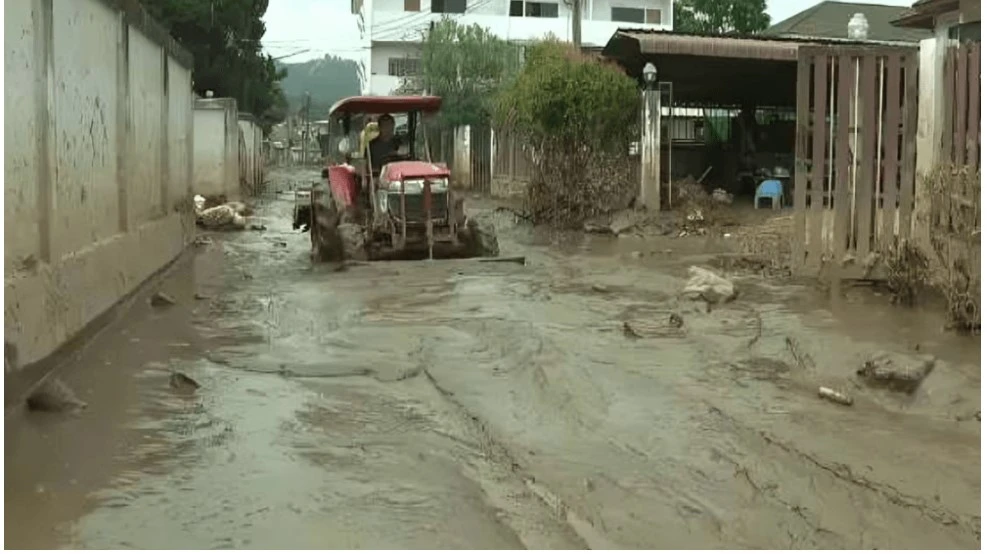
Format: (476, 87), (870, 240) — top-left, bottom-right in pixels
(262, 0), (912, 63)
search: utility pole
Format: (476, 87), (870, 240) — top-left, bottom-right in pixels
(572, 0), (582, 47)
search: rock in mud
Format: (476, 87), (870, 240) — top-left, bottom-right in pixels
(150, 292), (177, 307)
(669, 312), (684, 328)
(26, 378), (88, 413)
(622, 321), (643, 339)
(856, 352), (936, 394)
(682, 266), (737, 304)
(169, 371), (201, 392)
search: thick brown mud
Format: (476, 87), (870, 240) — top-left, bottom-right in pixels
(5, 168), (980, 549)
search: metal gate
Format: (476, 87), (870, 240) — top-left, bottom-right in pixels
(790, 45), (919, 277)
(469, 124), (493, 193)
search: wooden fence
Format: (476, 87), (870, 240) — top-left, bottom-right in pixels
(942, 42), (980, 169)
(928, 42), (980, 316)
(791, 45), (920, 277)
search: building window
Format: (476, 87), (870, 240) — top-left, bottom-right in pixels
(510, 1), (559, 17)
(388, 57), (422, 77)
(431, 0), (466, 13)
(405, 0), (420, 11)
(611, 7), (662, 24)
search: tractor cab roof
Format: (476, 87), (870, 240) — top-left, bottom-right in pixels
(328, 95), (443, 117)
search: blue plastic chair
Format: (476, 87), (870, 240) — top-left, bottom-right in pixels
(754, 179), (784, 209)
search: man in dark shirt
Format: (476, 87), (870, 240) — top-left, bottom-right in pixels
(368, 113), (398, 172)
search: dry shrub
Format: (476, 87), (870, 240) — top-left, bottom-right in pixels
(925, 164), (981, 332)
(884, 240), (930, 306)
(525, 150), (636, 227)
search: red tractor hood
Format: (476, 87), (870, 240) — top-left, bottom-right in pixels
(382, 161), (450, 182)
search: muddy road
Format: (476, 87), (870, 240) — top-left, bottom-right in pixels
(5, 168), (981, 549)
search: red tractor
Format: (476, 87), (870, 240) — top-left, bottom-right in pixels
(294, 95), (498, 262)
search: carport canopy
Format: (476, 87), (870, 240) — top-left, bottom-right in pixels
(602, 30), (810, 107)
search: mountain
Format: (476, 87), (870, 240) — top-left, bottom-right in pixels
(277, 55), (361, 118)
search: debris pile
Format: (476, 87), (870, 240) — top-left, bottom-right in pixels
(194, 195), (254, 231)
(672, 178), (721, 236)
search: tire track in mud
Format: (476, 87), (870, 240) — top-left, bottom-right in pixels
(420, 366), (607, 550)
(757, 431), (977, 536)
(703, 401), (980, 546)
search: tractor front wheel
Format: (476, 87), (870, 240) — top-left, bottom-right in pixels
(460, 215), (500, 258)
(311, 201), (343, 262)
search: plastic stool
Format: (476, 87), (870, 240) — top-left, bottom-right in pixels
(754, 179), (784, 209)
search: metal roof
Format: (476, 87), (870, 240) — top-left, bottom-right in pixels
(607, 29), (802, 60)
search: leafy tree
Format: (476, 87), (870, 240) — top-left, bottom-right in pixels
(673, 0), (770, 34)
(141, 0), (287, 131)
(411, 18), (521, 128)
(495, 40), (640, 226)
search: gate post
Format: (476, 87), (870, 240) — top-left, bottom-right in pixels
(640, 87), (662, 210)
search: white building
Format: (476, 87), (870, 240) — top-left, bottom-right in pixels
(351, 0), (674, 95)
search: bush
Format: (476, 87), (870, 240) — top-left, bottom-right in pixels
(925, 164), (981, 332)
(494, 40), (640, 227)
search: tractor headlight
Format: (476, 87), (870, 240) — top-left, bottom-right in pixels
(428, 178), (449, 192)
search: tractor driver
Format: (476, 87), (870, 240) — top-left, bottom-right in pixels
(369, 113), (400, 172)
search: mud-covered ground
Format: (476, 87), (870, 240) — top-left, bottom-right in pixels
(5, 168), (981, 549)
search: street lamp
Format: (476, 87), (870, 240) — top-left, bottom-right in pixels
(642, 62), (657, 87)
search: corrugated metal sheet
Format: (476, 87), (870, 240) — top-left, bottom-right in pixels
(619, 31), (801, 61)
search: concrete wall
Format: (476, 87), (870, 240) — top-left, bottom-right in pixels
(237, 114), (265, 195)
(4, 0), (194, 369)
(192, 98), (240, 198)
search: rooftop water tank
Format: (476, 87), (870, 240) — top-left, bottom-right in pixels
(848, 13), (869, 40)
